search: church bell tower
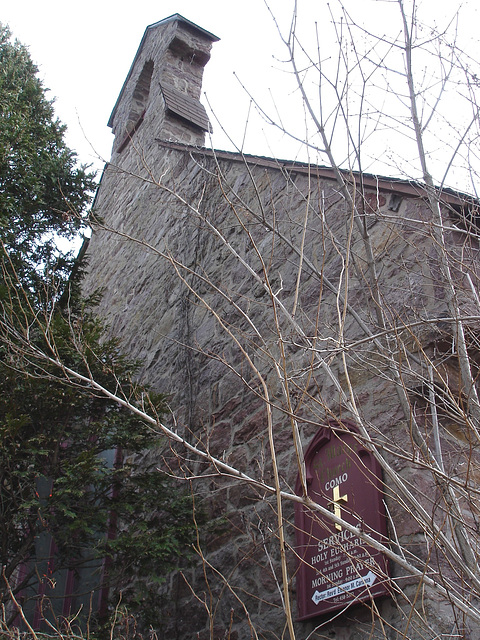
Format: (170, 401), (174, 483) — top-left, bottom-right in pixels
(107, 14), (219, 155)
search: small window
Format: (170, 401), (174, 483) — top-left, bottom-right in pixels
(118, 60), (154, 152)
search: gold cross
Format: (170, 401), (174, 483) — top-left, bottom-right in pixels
(329, 485), (348, 531)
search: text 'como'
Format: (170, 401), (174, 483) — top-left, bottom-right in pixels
(324, 473), (348, 491)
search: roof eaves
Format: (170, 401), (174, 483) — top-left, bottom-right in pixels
(154, 139), (478, 205)
(147, 14), (219, 43)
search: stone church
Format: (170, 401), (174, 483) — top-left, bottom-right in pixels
(81, 13), (480, 640)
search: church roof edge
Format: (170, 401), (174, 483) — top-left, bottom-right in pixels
(154, 138), (478, 206)
(146, 14), (220, 43)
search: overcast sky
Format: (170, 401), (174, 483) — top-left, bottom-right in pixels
(3, 0), (479, 190)
(3, 0), (297, 173)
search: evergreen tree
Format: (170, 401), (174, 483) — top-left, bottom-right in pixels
(0, 293), (197, 627)
(0, 23), (95, 289)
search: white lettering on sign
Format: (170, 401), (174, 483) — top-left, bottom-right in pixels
(311, 550), (328, 564)
(311, 571), (377, 604)
(324, 473), (348, 492)
(317, 527), (355, 553)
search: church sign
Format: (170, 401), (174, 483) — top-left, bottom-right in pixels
(295, 420), (389, 620)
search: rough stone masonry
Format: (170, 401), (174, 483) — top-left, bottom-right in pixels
(82, 13), (480, 640)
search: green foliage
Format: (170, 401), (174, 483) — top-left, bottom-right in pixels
(0, 293), (198, 626)
(0, 23), (96, 290)
(105, 470), (201, 625)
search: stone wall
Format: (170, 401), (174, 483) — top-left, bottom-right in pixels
(81, 14), (480, 640)
(82, 135), (479, 638)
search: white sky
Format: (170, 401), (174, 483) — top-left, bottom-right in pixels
(3, 0), (297, 173)
(3, 0), (479, 191)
